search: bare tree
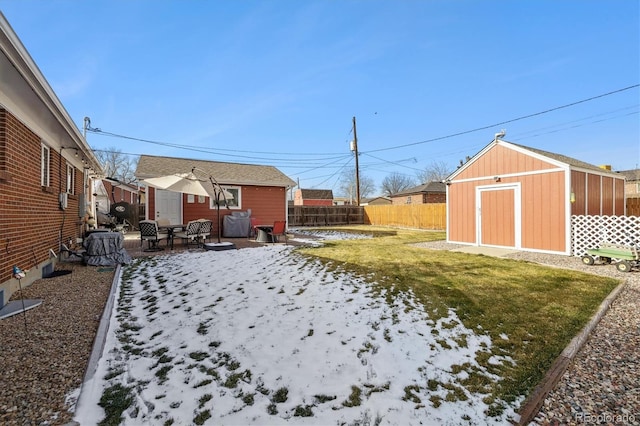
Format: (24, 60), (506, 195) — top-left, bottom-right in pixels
(380, 172), (416, 196)
(338, 169), (376, 203)
(417, 160), (453, 183)
(95, 147), (139, 183)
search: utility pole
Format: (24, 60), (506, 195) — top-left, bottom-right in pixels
(83, 116), (90, 139)
(351, 116), (360, 206)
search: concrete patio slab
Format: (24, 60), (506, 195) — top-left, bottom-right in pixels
(450, 246), (521, 258)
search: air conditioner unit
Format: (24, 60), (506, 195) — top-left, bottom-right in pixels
(59, 192), (68, 210)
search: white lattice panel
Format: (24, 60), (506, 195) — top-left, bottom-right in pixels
(571, 215), (640, 256)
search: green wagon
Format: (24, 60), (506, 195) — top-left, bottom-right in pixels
(581, 243), (639, 272)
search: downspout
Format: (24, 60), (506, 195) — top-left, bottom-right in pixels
(58, 147), (67, 254)
(286, 185), (293, 229)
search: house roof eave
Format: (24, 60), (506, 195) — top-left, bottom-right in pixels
(0, 13), (103, 174)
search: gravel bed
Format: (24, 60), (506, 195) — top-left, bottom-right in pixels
(1, 243), (637, 425)
(0, 261), (114, 425)
(416, 241), (640, 425)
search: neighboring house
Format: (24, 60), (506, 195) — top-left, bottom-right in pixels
(94, 178), (140, 216)
(617, 169), (640, 198)
(135, 155), (295, 235)
(446, 139), (625, 255)
(390, 182), (446, 205)
(332, 196), (356, 205)
(361, 196), (392, 206)
(93, 178), (140, 228)
(0, 13), (103, 304)
(294, 188), (334, 206)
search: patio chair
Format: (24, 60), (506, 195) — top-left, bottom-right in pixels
(197, 219), (212, 244)
(267, 220), (287, 245)
(139, 220), (169, 251)
(174, 220), (201, 247)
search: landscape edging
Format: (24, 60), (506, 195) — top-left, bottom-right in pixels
(516, 280), (627, 425)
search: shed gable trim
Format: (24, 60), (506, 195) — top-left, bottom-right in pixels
(448, 166), (565, 185)
(447, 140), (615, 183)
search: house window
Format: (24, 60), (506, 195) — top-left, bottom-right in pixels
(406, 196), (412, 204)
(41, 143), (50, 187)
(210, 186), (241, 209)
(66, 163), (75, 194)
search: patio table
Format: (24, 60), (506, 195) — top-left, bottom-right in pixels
(158, 224), (186, 250)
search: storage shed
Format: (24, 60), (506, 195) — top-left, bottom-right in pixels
(446, 139), (625, 255)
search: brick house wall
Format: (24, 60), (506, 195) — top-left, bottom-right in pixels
(0, 109), (85, 299)
(391, 192), (446, 205)
(299, 199), (334, 206)
(425, 193), (446, 203)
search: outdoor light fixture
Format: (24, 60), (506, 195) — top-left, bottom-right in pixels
(570, 191), (576, 203)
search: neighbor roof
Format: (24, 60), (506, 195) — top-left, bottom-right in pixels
(393, 181), (446, 197)
(135, 155), (296, 187)
(617, 169), (640, 182)
(299, 189), (334, 199)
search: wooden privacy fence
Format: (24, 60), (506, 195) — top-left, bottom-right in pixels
(288, 206), (365, 226)
(627, 197), (640, 216)
(364, 204), (446, 230)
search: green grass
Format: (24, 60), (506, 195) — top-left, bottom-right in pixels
(342, 386), (362, 407)
(98, 384), (134, 426)
(297, 225), (619, 414)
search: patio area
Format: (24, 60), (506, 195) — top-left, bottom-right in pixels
(120, 229), (301, 258)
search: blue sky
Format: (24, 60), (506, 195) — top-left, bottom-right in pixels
(1, 1), (638, 195)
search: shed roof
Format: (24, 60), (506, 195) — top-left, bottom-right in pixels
(448, 140), (623, 181)
(393, 181), (446, 196)
(362, 196), (392, 203)
(509, 142), (612, 174)
(135, 155), (296, 188)
(299, 189), (334, 199)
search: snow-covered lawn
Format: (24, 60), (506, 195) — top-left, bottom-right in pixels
(74, 233), (520, 425)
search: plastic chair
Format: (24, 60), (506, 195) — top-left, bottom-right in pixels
(139, 220), (169, 251)
(267, 220), (287, 245)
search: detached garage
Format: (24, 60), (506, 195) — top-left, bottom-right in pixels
(446, 138), (625, 255)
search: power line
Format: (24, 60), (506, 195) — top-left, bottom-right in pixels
(513, 109), (639, 141)
(89, 84), (638, 183)
(364, 84), (639, 154)
(88, 129), (346, 158)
